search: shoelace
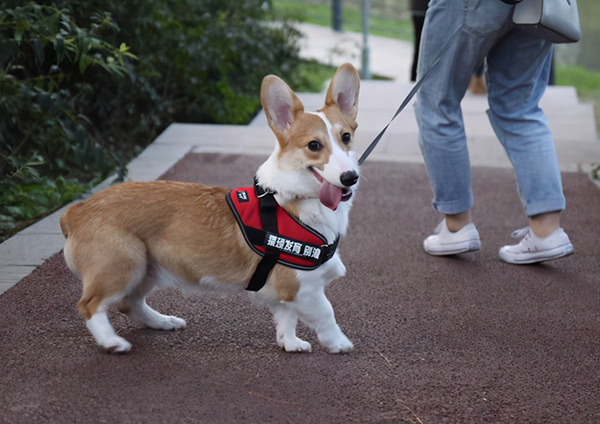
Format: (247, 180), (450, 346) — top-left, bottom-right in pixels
(511, 226), (531, 239)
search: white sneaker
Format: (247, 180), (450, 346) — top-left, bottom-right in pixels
(423, 220), (481, 256)
(499, 227), (574, 264)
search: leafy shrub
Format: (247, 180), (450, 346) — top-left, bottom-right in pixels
(0, 174), (95, 233)
(0, 3), (135, 236)
(0, 3), (134, 175)
(63, 0), (303, 124)
(0, 0), (303, 241)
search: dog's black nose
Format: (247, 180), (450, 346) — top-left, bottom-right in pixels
(340, 170), (359, 187)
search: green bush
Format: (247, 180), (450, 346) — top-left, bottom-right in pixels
(60, 0), (302, 124)
(0, 0), (303, 241)
(0, 4), (132, 175)
(0, 3), (133, 236)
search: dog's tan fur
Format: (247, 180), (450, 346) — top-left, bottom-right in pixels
(61, 63), (360, 353)
(60, 183), (300, 321)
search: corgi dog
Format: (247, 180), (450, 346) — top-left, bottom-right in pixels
(60, 63), (360, 354)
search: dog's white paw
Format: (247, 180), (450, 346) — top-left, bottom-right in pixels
(323, 335), (354, 354)
(151, 315), (186, 331)
(278, 336), (312, 353)
(101, 335), (132, 354)
(87, 313), (132, 353)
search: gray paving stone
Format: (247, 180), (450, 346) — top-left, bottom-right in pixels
(0, 266), (37, 294)
(0, 234), (65, 267)
(18, 207), (66, 235)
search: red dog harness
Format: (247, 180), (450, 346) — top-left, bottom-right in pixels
(226, 179), (339, 291)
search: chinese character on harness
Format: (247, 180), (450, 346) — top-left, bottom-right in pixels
(226, 178), (339, 292)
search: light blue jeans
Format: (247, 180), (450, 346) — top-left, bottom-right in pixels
(415, 0), (566, 217)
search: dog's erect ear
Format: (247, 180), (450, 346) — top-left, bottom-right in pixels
(261, 75), (304, 139)
(325, 63), (360, 121)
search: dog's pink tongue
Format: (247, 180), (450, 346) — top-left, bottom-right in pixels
(319, 181), (343, 211)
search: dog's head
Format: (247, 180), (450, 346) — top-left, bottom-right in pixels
(258, 63), (360, 211)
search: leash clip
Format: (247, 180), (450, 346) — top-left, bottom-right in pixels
(254, 176), (277, 198)
(256, 188), (275, 199)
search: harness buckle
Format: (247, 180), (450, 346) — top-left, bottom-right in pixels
(256, 188), (275, 199)
(254, 176), (277, 199)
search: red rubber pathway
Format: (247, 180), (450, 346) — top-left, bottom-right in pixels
(1, 153), (598, 424)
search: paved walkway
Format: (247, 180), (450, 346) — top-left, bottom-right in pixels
(1, 22), (599, 295)
(2, 151), (599, 424)
(1, 22), (599, 424)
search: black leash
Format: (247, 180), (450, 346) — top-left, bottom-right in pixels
(357, 26), (462, 166)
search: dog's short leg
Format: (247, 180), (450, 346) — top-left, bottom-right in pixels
(119, 274), (186, 331)
(124, 297), (186, 331)
(78, 283), (133, 353)
(272, 304), (312, 352)
(86, 311), (132, 353)
(292, 289), (353, 354)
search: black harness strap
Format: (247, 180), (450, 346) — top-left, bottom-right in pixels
(246, 180), (281, 292)
(232, 179), (339, 291)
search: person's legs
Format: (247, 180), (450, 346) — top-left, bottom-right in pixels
(486, 30), (566, 219)
(445, 211), (470, 232)
(415, 1), (475, 218)
(415, 0), (512, 254)
(486, 29), (573, 263)
(529, 211), (560, 238)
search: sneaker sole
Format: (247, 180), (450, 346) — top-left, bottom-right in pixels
(425, 241), (481, 256)
(499, 244), (574, 264)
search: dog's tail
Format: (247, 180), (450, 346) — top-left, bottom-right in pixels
(59, 203), (81, 239)
(59, 210), (69, 238)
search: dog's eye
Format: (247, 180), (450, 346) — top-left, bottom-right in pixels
(341, 132), (351, 145)
(307, 140), (323, 152)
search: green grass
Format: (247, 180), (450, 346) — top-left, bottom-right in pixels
(556, 64), (600, 99)
(272, 0), (414, 41)
(0, 176), (97, 243)
(555, 63), (600, 137)
(291, 60), (338, 92)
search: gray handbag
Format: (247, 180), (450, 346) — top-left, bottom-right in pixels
(512, 0), (581, 43)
